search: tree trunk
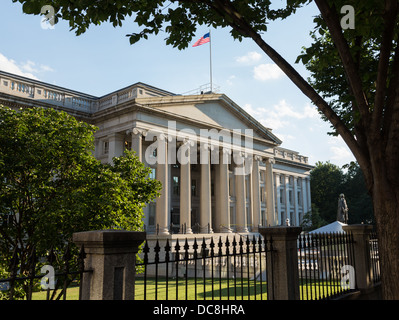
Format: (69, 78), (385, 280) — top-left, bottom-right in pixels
(212, 0), (399, 299)
(369, 158), (399, 299)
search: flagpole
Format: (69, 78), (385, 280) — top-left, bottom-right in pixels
(209, 30), (213, 93)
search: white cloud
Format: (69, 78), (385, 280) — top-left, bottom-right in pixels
(226, 75), (236, 86)
(271, 100), (318, 120)
(303, 103), (319, 119)
(0, 53), (38, 80)
(243, 100), (319, 131)
(236, 51), (262, 64)
(253, 63), (284, 81)
(327, 135), (355, 165)
(0, 53), (54, 80)
(21, 60), (54, 74)
(273, 99), (303, 119)
(330, 146), (352, 161)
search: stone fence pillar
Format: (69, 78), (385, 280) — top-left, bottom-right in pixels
(259, 226), (302, 300)
(342, 224), (374, 293)
(73, 230), (146, 300)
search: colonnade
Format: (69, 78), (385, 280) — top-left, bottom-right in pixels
(103, 129), (310, 235)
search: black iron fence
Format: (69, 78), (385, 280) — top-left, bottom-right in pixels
(135, 235), (274, 300)
(0, 228), (381, 300)
(298, 232), (356, 300)
(0, 244), (89, 300)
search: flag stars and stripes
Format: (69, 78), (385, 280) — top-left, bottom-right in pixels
(192, 32), (210, 47)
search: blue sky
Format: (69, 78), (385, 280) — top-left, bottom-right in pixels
(0, 1), (355, 167)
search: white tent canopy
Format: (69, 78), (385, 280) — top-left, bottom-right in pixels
(309, 221), (347, 234)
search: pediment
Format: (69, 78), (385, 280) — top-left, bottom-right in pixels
(137, 94), (281, 146)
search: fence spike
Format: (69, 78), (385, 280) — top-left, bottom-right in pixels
(193, 238), (198, 259)
(164, 239), (170, 264)
(209, 237), (215, 258)
(154, 240), (161, 264)
(175, 238), (181, 252)
(239, 236), (244, 254)
(225, 236), (230, 255)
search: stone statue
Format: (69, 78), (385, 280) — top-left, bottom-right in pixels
(337, 193), (349, 224)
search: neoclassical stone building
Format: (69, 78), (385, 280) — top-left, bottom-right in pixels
(0, 70), (313, 236)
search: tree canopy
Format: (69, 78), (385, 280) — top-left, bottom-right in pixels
(0, 106), (161, 299)
(309, 161), (373, 230)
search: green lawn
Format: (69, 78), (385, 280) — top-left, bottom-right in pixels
(299, 279), (349, 300)
(30, 278), (346, 300)
(31, 277), (268, 300)
(135, 277), (268, 300)
(31, 286), (80, 300)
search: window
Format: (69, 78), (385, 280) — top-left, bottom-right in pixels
(172, 176), (179, 196)
(229, 177), (234, 196)
(148, 168), (156, 180)
(260, 187), (265, 202)
(148, 203), (156, 226)
(261, 210), (266, 227)
(124, 140), (132, 150)
(230, 206), (236, 231)
(103, 141), (109, 154)
(246, 207), (251, 228)
(279, 189), (284, 204)
(191, 179), (197, 196)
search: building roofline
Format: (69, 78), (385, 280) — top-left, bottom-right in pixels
(0, 70), (176, 100)
(99, 82), (176, 99)
(0, 70), (98, 100)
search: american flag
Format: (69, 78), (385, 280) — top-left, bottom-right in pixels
(192, 33), (210, 47)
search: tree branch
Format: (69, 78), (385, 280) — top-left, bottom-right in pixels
(384, 41), (399, 144)
(372, 0), (398, 135)
(314, 0), (371, 124)
(208, 0), (368, 167)
(385, 40), (399, 182)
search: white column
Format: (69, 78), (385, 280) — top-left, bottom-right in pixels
(285, 176), (290, 225)
(108, 132), (125, 164)
(265, 158), (276, 226)
(155, 134), (169, 236)
(219, 148), (231, 233)
(306, 177), (311, 214)
(302, 178), (308, 215)
(200, 144), (213, 233)
(235, 155), (247, 233)
(180, 143), (192, 234)
(293, 177), (299, 226)
(251, 155), (261, 232)
(131, 128), (143, 161)
(214, 156), (221, 232)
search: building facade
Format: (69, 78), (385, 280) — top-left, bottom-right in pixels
(0, 70), (313, 236)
